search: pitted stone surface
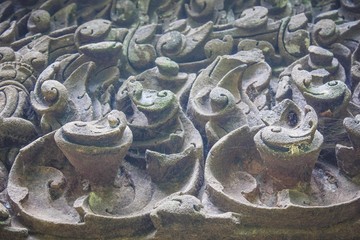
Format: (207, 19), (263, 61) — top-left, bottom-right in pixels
(1, 1), (360, 239)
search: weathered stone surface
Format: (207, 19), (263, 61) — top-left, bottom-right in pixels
(1, 0), (360, 239)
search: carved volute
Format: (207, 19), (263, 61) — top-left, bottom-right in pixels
(2, 1), (360, 239)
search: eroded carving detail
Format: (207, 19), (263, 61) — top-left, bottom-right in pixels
(1, 0), (360, 239)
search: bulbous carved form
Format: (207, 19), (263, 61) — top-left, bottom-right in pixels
(7, 86), (203, 239)
(55, 110), (132, 185)
(255, 99), (323, 190)
(205, 86), (247, 147)
(0, 116), (37, 148)
(205, 113), (360, 231)
(3, 0), (360, 239)
(279, 13), (310, 63)
(312, 19), (339, 47)
(126, 24), (157, 71)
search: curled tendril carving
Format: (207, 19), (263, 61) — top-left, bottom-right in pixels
(1, 0), (360, 239)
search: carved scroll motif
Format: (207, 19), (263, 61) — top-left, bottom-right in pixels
(1, 1), (360, 239)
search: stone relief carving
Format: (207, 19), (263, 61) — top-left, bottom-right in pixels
(1, 0), (360, 239)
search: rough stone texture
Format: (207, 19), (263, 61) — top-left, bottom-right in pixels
(1, 0), (360, 239)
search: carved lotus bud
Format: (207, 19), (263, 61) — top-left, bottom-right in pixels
(281, 13), (310, 62)
(4, 0), (360, 239)
(278, 45), (349, 118)
(55, 110), (132, 185)
(205, 87), (247, 147)
(255, 99), (323, 190)
(127, 24), (157, 71)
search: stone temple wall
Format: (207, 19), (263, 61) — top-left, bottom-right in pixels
(1, 0), (360, 239)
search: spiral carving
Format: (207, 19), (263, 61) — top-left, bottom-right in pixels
(209, 87), (235, 113)
(31, 80), (69, 114)
(156, 31), (186, 58)
(0, 82), (29, 118)
(0, 62), (36, 91)
(3, 1), (360, 239)
(312, 19), (339, 47)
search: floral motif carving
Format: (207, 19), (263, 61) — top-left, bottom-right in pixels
(1, 0), (360, 239)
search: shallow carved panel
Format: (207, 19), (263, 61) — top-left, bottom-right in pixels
(1, 0), (360, 239)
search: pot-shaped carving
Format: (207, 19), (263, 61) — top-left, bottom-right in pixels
(255, 100), (323, 189)
(55, 110), (132, 185)
(120, 80), (182, 148)
(7, 131), (153, 239)
(205, 122), (360, 229)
